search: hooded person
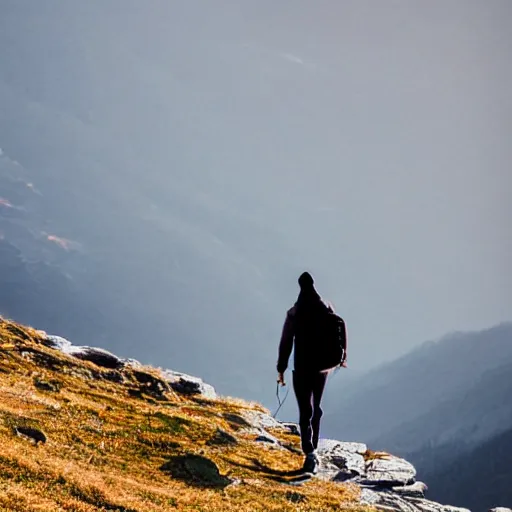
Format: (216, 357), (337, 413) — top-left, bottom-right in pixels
(277, 272), (347, 474)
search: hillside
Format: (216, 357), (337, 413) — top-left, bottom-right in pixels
(0, 318), (478, 512)
(322, 324), (512, 452)
(0, 318), (365, 512)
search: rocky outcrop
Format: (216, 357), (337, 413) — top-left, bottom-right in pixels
(360, 487), (470, 512)
(213, 410), (497, 512)
(42, 334), (217, 399)
(161, 370), (217, 399)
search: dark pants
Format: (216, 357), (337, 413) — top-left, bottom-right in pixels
(293, 370), (329, 455)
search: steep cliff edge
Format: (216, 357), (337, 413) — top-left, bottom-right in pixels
(0, 318), (506, 512)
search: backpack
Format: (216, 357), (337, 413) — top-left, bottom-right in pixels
(293, 302), (347, 372)
(316, 311), (347, 370)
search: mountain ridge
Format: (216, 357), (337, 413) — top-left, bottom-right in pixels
(419, 428), (512, 510)
(323, 323), (512, 449)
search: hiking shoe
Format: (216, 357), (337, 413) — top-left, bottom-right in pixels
(302, 452), (319, 474)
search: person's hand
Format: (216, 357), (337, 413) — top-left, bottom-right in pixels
(277, 372), (286, 386)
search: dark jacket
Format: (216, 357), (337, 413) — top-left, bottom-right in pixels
(277, 297), (338, 373)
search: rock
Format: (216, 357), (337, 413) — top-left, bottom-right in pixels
(362, 454), (416, 487)
(14, 426), (47, 445)
(317, 439), (366, 477)
(206, 428), (238, 446)
(317, 439), (367, 454)
(281, 422), (300, 436)
(44, 335), (125, 370)
(220, 410), (287, 447)
(237, 410), (284, 431)
(44, 335), (217, 400)
(162, 370), (217, 399)
(316, 439), (367, 482)
(131, 369), (171, 399)
(360, 487), (471, 512)
(391, 482), (428, 499)
(69, 346), (124, 370)
(42, 335), (73, 351)
(255, 433), (280, 445)
(160, 454), (232, 488)
(359, 488), (381, 505)
(123, 358), (143, 369)
(332, 469), (361, 483)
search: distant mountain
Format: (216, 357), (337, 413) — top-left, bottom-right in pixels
(321, 324), (512, 509)
(418, 428), (512, 511)
(322, 323), (512, 453)
(0, 144), (282, 402)
(374, 361), (512, 454)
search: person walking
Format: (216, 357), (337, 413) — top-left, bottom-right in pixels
(277, 272), (347, 474)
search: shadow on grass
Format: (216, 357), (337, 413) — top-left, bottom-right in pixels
(226, 457), (305, 477)
(160, 454), (232, 489)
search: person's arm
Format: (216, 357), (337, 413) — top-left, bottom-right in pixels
(277, 309), (295, 379)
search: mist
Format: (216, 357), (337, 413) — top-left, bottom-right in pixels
(1, 0), (511, 406)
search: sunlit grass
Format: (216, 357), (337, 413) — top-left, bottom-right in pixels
(0, 318), (372, 511)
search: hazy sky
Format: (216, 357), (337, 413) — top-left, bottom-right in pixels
(0, 1), (511, 403)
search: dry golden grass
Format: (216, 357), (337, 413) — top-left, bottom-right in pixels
(0, 318), (373, 512)
(363, 450), (392, 462)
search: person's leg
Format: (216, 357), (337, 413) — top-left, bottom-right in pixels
(292, 371), (315, 455)
(311, 371), (329, 450)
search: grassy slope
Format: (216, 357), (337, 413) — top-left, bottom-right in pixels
(0, 319), (369, 512)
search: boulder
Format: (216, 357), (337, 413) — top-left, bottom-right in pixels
(238, 410), (284, 431)
(362, 454), (417, 487)
(162, 370), (217, 399)
(317, 439), (367, 454)
(43, 335), (125, 370)
(317, 439), (367, 477)
(68, 347), (125, 370)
